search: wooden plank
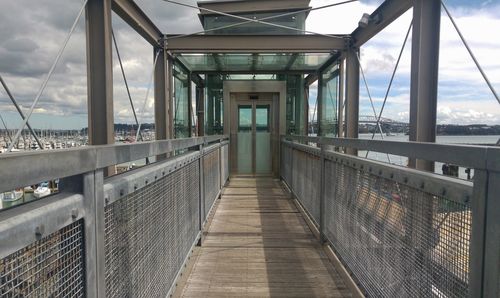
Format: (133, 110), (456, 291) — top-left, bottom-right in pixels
(173, 177), (353, 298)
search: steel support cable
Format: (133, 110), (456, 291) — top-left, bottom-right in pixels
(7, 0), (88, 152)
(161, 0), (343, 39)
(135, 51), (161, 142)
(0, 75), (44, 149)
(368, 20), (412, 144)
(112, 29), (144, 142)
(354, 52), (393, 163)
(442, 1), (500, 146)
(354, 53), (386, 138)
(441, 1), (499, 105)
(166, 0), (357, 40)
(0, 113), (12, 143)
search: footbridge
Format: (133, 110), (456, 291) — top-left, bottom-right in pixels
(1, 136), (499, 297)
(1, 0), (499, 297)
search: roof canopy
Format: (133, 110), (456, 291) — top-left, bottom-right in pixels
(176, 52), (333, 74)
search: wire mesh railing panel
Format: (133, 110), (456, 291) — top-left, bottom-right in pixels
(0, 220), (85, 297)
(221, 144), (229, 186)
(204, 148), (220, 218)
(281, 143), (292, 185)
(324, 159), (471, 298)
(104, 161), (200, 298)
(291, 148), (321, 225)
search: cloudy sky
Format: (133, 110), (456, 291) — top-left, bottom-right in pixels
(0, 0), (499, 130)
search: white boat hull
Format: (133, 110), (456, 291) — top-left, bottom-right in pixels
(1, 190), (24, 202)
(33, 187), (51, 199)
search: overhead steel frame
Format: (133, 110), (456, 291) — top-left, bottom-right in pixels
(166, 34), (346, 53)
(87, 0), (180, 163)
(345, 47), (359, 155)
(86, 0), (115, 176)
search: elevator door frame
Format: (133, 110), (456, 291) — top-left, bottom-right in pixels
(229, 93), (280, 177)
(232, 100), (273, 175)
(223, 81), (286, 178)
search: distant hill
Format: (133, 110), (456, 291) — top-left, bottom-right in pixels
(437, 124), (500, 135)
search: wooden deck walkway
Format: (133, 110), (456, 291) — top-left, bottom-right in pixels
(174, 177), (353, 298)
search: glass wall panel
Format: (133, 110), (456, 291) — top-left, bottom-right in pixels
(205, 75), (224, 135)
(173, 62), (190, 138)
(278, 74), (305, 135)
(319, 63), (339, 137)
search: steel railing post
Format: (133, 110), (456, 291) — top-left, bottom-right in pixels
(198, 143), (205, 234)
(83, 169), (105, 297)
(483, 171), (500, 297)
(319, 139), (326, 243)
(470, 169), (500, 297)
(219, 138), (222, 191)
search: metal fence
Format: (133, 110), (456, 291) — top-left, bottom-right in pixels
(281, 136), (499, 298)
(0, 136), (229, 297)
(203, 145), (221, 219)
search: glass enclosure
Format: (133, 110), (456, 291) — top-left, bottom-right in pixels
(319, 63), (339, 137)
(173, 62), (190, 138)
(174, 2), (338, 138)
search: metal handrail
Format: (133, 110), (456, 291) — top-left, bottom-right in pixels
(0, 135), (228, 193)
(283, 135), (500, 171)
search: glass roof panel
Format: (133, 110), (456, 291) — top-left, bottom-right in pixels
(291, 53), (331, 70)
(177, 53), (333, 72)
(177, 54), (218, 71)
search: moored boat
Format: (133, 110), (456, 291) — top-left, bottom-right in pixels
(33, 182), (51, 198)
(1, 189), (24, 202)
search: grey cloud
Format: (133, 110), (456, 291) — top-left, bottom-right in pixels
(3, 38), (39, 53)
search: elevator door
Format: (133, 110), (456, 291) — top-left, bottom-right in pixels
(234, 102), (272, 175)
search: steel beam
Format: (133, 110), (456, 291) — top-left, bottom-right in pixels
(86, 0), (115, 175)
(305, 73), (318, 86)
(345, 48), (359, 155)
(154, 47), (171, 160)
(188, 71), (193, 137)
(167, 57), (174, 138)
(317, 72), (324, 137)
(338, 58), (345, 138)
(191, 73), (205, 87)
(112, 0), (162, 46)
(196, 86), (205, 136)
(408, 0), (422, 168)
(351, 0), (412, 47)
(166, 34), (346, 53)
(415, 0), (441, 172)
(304, 84), (310, 135)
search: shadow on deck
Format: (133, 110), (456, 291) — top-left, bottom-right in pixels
(173, 177), (353, 298)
